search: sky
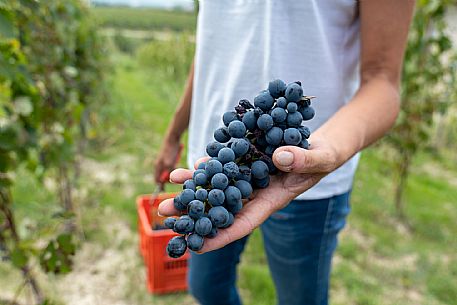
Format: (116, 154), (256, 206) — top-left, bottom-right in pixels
(92, 0), (194, 10)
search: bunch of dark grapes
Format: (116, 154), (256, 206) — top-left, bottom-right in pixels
(165, 79), (315, 258)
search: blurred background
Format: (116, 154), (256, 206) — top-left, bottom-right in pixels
(1, 0), (457, 304)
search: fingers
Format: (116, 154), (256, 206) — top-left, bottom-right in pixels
(154, 160), (174, 184)
(158, 156), (209, 215)
(153, 162), (164, 184)
(198, 197), (275, 253)
(159, 196), (266, 251)
(163, 157), (209, 184)
(159, 197), (268, 251)
(194, 156), (210, 170)
(199, 216), (253, 253)
(272, 146), (337, 174)
(157, 156), (208, 184)
(157, 198), (181, 216)
(169, 168), (193, 184)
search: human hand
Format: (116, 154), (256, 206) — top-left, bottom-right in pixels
(154, 139), (182, 189)
(158, 136), (340, 253)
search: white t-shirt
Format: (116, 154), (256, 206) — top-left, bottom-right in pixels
(188, 0), (361, 200)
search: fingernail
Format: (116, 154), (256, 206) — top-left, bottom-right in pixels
(276, 151), (294, 166)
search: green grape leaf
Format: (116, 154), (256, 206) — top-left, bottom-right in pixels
(0, 53), (14, 78)
(437, 36), (452, 52)
(40, 234), (76, 274)
(40, 241), (57, 273)
(56, 233), (76, 255)
(11, 248), (28, 268)
(0, 7), (16, 39)
(0, 124), (19, 150)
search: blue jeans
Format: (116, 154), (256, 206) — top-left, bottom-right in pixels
(188, 192), (351, 305)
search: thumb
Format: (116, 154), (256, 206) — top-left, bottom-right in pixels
(272, 146), (335, 174)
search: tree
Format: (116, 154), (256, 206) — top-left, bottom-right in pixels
(388, 0), (457, 219)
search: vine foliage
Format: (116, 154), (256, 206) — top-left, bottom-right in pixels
(0, 0), (107, 303)
(388, 0), (457, 218)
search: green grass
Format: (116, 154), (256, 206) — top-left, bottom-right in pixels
(83, 52), (187, 227)
(92, 6), (196, 32)
(2, 38), (457, 304)
(333, 149), (457, 305)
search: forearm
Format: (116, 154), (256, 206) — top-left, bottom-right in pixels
(313, 0), (415, 168)
(164, 61), (194, 143)
(314, 75), (400, 166)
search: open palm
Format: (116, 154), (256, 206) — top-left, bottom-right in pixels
(158, 136), (339, 253)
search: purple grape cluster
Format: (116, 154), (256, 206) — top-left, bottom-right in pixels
(165, 79), (315, 258)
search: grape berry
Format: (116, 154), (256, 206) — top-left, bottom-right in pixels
(164, 79), (316, 258)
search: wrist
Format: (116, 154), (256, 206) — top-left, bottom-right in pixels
(310, 130), (353, 171)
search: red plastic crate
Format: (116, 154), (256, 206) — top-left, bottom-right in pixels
(137, 193), (189, 294)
